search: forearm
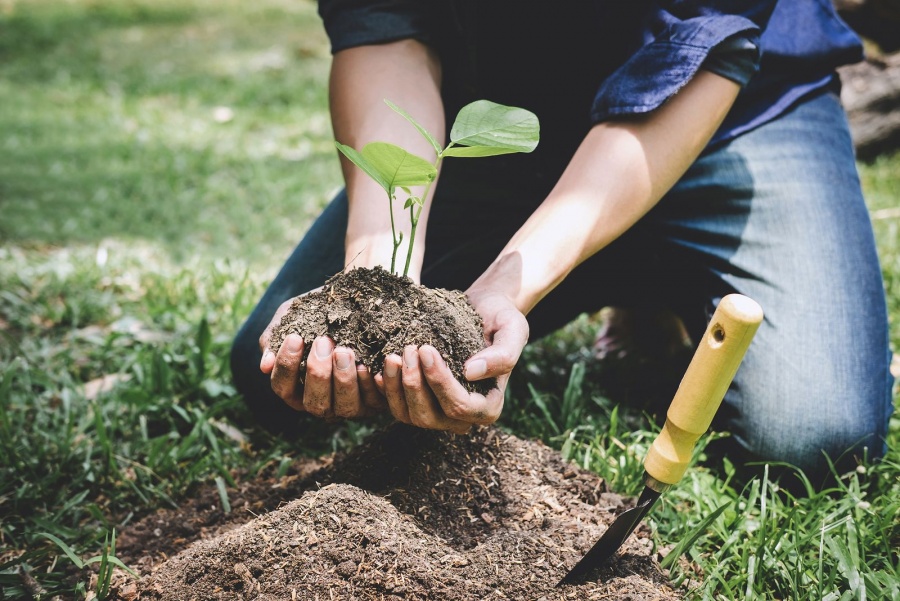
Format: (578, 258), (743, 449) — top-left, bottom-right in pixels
(329, 40), (444, 278)
(470, 71), (742, 312)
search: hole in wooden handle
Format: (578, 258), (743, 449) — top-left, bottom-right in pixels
(710, 323), (726, 346)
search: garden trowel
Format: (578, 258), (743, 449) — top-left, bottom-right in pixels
(558, 294), (763, 586)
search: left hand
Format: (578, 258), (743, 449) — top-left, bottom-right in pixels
(374, 287), (529, 433)
(259, 293), (386, 420)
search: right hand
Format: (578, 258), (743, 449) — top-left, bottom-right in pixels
(258, 295), (387, 419)
(372, 285), (529, 433)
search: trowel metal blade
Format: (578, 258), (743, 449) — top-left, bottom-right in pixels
(556, 485), (661, 586)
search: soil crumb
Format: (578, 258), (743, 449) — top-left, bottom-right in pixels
(268, 267), (494, 395)
(119, 426), (681, 600)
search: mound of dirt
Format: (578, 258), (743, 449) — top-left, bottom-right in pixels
(268, 267), (494, 395)
(117, 426), (682, 600)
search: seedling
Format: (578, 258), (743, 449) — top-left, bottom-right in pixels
(40, 529), (136, 600)
(336, 99), (539, 276)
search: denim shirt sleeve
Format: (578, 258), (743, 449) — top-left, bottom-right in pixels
(590, 2), (777, 123)
(702, 35), (760, 87)
(317, 0), (435, 53)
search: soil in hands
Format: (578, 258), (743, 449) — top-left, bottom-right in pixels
(118, 426), (683, 600)
(268, 266), (494, 395)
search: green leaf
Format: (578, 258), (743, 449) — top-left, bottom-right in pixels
(384, 99), (442, 156)
(448, 100), (539, 156)
(362, 142), (436, 188)
(334, 142), (389, 191)
(402, 195), (423, 209)
(441, 145), (524, 158)
(335, 141), (436, 194)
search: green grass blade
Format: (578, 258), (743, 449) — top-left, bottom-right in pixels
(38, 533), (85, 569)
(525, 384), (560, 435)
(215, 476), (232, 514)
(83, 554), (137, 577)
(660, 501), (731, 570)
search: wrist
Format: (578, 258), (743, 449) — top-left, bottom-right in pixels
(468, 251), (556, 316)
(345, 236), (423, 282)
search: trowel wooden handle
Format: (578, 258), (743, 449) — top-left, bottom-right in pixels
(644, 294), (763, 485)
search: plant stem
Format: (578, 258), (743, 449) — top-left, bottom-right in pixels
(403, 163), (439, 277)
(388, 191), (399, 274)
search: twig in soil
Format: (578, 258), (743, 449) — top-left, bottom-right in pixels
(17, 566), (49, 598)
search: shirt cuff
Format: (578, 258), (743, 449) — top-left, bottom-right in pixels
(702, 34), (760, 87)
(590, 15), (762, 123)
(318, 1), (435, 54)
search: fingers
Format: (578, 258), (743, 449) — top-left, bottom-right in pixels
(382, 354), (411, 424)
(270, 333), (496, 428)
(304, 337), (377, 419)
(380, 347), (475, 432)
(303, 336), (335, 418)
(357, 364), (387, 412)
(267, 333), (503, 430)
(420, 345), (503, 426)
(401, 346), (471, 433)
(464, 308), (529, 381)
(332, 346), (365, 418)
(270, 334), (305, 411)
(259, 299), (295, 374)
(263, 294), (386, 417)
(275, 335), (383, 418)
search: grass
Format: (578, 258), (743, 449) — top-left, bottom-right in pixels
(0, 1), (897, 599)
(0, 0), (338, 264)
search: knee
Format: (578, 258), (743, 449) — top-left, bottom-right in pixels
(757, 404), (889, 475)
(230, 320), (262, 394)
(726, 357), (893, 477)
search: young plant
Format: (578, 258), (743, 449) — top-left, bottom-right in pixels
(40, 529), (136, 600)
(335, 99), (540, 276)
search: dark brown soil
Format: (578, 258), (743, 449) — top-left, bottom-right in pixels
(268, 267), (494, 395)
(116, 426), (682, 600)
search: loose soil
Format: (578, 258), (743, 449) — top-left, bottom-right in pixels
(268, 267), (494, 395)
(116, 426), (683, 600)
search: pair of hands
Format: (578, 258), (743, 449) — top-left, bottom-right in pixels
(258, 288), (529, 433)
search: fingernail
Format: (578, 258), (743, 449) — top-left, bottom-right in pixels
(385, 359), (399, 378)
(334, 349), (351, 370)
(285, 335), (302, 355)
(465, 359), (487, 380)
(314, 337), (333, 360)
(403, 346), (417, 369)
(419, 346), (434, 368)
(260, 349), (274, 368)
(357, 364), (368, 374)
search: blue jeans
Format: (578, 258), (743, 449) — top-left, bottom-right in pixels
(231, 90), (894, 475)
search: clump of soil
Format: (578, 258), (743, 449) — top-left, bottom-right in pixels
(118, 426), (683, 600)
(268, 267), (494, 395)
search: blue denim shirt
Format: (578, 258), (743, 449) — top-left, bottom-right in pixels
(318, 1), (862, 158)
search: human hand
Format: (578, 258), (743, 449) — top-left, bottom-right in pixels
(374, 288), (529, 433)
(258, 295), (386, 419)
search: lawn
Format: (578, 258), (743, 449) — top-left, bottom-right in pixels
(0, 1), (897, 599)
